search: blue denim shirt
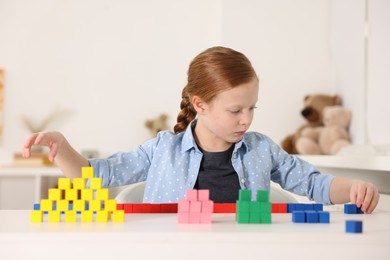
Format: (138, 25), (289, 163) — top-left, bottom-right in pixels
(89, 120), (334, 204)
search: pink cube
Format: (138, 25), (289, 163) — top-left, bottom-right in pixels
(178, 200), (190, 212)
(201, 200), (214, 213)
(190, 201), (202, 212)
(198, 190), (210, 201)
(189, 212), (201, 223)
(186, 189), (198, 201)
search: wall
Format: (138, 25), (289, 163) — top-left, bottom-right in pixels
(1, 0), (388, 164)
(0, 0), (222, 162)
(221, 0), (332, 141)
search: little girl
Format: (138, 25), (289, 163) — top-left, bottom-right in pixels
(22, 46), (379, 213)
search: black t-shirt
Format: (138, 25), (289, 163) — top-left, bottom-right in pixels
(194, 144), (240, 203)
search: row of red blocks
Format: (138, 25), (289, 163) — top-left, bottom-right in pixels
(116, 203), (288, 214)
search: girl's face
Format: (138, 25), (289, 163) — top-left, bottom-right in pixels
(194, 77), (259, 152)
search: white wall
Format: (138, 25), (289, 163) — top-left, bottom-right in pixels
(221, 0), (332, 141)
(0, 0), (222, 162)
(0, 0), (388, 164)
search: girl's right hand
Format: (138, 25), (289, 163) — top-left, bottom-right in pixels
(22, 131), (66, 162)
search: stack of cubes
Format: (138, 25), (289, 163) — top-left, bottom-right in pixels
(236, 189), (272, 224)
(292, 210), (330, 223)
(177, 189), (214, 223)
(30, 166), (124, 223)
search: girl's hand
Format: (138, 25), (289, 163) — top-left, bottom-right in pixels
(350, 180), (380, 214)
(22, 131), (65, 162)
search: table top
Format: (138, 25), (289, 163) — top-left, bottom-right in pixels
(0, 209), (389, 260)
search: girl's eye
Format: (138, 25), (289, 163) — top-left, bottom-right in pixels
(230, 110), (240, 114)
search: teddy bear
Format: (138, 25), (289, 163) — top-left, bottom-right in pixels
(280, 94), (342, 154)
(295, 105), (352, 155)
(145, 114), (169, 137)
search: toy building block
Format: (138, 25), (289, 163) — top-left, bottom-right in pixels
(198, 190), (210, 201)
(57, 200), (69, 212)
(346, 220), (363, 233)
(236, 189), (272, 224)
(344, 204), (364, 214)
(272, 203), (287, 213)
(150, 204), (161, 213)
(73, 178), (86, 190)
(185, 189), (198, 201)
(30, 210), (44, 222)
(65, 189), (78, 200)
(33, 203), (40, 210)
(48, 211), (61, 222)
(48, 188), (62, 200)
(313, 204), (324, 211)
(123, 204), (133, 213)
(65, 211), (77, 222)
(318, 211), (330, 223)
(292, 211), (306, 223)
(81, 189), (93, 200)
(40, 199), (54, 211)
(58, 178), (72, 190)
(117, 204), (124, 210)
(104, 199), (117, 212)
(73, 200), (86, 212)
(178, 189), (213, 223)
(90, 178), (102, 190)
(213, 203), (236, 213)
(97, 189), (109, 200)
(82, 166), (94, 179)
(112, 210), (125, 222)
(96, 211), (110, 222)
(160, 203), (178, 213)
(81, 211), (94, 222)
(305, 210), (319, 223)
(90, 200), (102, 211)
(30, 166), (125, 223)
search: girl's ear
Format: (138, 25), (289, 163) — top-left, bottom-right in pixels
(192, 95), (207, 114)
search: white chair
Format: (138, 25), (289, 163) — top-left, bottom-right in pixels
(115, 181), (298, 203)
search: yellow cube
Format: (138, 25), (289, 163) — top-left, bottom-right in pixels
(30, 210), (43, 223)
(97, 189), (109, 200)
(48, 211), (61, 222)
(96, 211), (110, 222)
(82, 166), (94, 179)
(57, 200), (69, 211)
(65, 211), (77, 222)
(90, 200), (102, 211)
(73, 200), (86, 211)
(58, 178), (72, 189)
(90, 178), (102, 190)
(81, 211), (94, 222)
(40, 199), (53, 211)
(104, 200), (117, 212)
(65, 189), (78, 200)
(81, 189), (93, 200)
(73, 178), (86, 190)
(112, 210), (125, 222)
(48, 188), (62, 200)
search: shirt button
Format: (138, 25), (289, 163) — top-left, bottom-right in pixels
(233, 153), (237, 159)
(240, 178), (245, 184)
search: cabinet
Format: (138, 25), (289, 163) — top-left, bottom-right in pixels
(0, 167), (62, 209)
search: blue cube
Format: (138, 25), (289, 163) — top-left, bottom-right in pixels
(313, 204), (323, 211)
(292, 211), (306, 223)
(346, 220), (363, 233)
(305, 210), (319, 223)
(318, 211), (330, 223)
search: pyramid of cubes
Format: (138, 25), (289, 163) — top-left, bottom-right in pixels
(236, 189), (272, 224)
(177, 189), (214, 223)
(30, 166), (124, 223)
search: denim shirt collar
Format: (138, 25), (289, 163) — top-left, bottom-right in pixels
(181, 119), (248, 153)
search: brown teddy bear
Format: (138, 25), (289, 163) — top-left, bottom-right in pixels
(295, 105), (352, 155)
(280, 94), (342, 154)
(145, 114), (169, 137)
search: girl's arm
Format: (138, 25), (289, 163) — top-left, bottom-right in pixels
(22, 131), (90, 178)
(329, 177), (380, 214)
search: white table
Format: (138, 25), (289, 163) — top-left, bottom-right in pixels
(0, 209), (389, 260)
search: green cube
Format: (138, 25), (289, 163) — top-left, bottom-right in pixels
(256, 190), (269, 202)
(239, 190), (252, 201)
(236, 212), (250, 223)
